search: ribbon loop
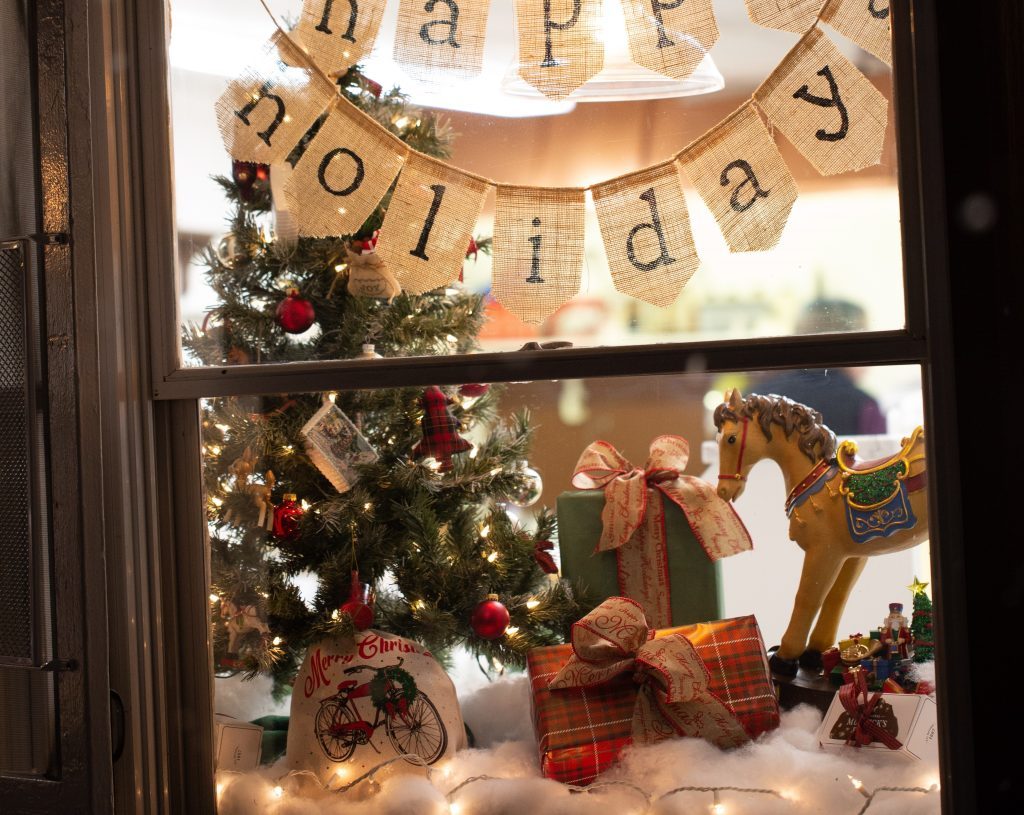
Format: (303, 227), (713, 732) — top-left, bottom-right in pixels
(550, 598), (749, 747)
(839, 669), (903, 750)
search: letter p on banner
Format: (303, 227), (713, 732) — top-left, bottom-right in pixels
(620, 0), (719, 82)
(678, 103), (797, 252)
(376, 154), (489, 294)
(755, 27), (887, 176)
(513, 0), (604, 98)
(592, 161), (699, 307)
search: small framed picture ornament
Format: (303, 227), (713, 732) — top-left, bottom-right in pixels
(300, 401), (378, 492)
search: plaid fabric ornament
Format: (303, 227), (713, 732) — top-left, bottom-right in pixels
(411, 386), (472, 471)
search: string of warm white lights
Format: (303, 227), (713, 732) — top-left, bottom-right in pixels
(216, 756), (940, 814)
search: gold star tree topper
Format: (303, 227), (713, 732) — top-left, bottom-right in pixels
(907, 575), (930, 596)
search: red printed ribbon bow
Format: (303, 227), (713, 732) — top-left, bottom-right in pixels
(572, 436), (752, 628)
(839, 669), (903, 750)
(549, 598), (750, 748)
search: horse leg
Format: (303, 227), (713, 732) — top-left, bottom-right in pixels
(772, 547), (845, 675)
(803, 556), (868, 663)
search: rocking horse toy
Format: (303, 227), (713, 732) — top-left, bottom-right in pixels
(714, 389), (928, 676)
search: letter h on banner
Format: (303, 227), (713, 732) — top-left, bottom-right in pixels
(294, 0), (388, 76)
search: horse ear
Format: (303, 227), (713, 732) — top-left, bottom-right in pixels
(729, 388), (743, 408)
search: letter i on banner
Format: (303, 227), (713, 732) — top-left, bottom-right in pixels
(513, 0), (604, 98)
(293, 0), (387, 76)
(620, 0), (718, 81)
(492, 186), (585, 323)
(744, 0), (824, 34)
(754, 27), (887, 176)
(216, 32), (336, 164)
(820, 0), (891, 67)
(591, 161), (699, 307)
(394, 0), (491, 81)
(285, 99), (407, 237)
(376, 154), (489, 294)
(678, 103), (797, 252)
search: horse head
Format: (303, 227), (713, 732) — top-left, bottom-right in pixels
(714, 388), (764, 501)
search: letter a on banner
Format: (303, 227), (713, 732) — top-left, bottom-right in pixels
(394, 0), (491, 81)
(294, 0), (387, 76)
(820, 0), (891, 67)
(376, 153), (489, 294)
(216, 32), (336, 164)
(744, 0), (824, 34)
(678, 103), (797, 252)
(514, 0), (604, 98)
(755, 27), (887, 176)
(492, 186), (585, 323)
(620, 0), (718, 82)
(591, 161), (699, 307)
(285, 99), (407, 237)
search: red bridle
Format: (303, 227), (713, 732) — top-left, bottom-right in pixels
(717, 417), (750, 482)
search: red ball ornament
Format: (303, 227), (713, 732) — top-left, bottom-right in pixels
(338, 570), (375, 631)
(276, 290), (316, 334)
(272, 493), (303, 541)
(458, 383), (490, 398)
(232, 160), (270, 203)
(471, 594), (510, 640)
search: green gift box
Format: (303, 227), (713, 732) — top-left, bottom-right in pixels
(557, 490), (723, 627)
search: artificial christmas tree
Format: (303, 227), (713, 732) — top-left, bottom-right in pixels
(909, 576), (934, 663)
(189, 69), (585, 694)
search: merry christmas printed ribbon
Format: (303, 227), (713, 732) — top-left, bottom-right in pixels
(549, 597), (750, 747)
(839, 668), (903, 750)
(572, 436), (752, 628)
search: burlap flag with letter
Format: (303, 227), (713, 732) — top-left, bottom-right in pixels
(377, 153), (489, 294)
(514, 0), (604, 98)
(820, 0), (892, 67)
(620, 0), (718, 81)
(754, 27), (887, 176)
(678, 103), (797, 252)
(216, 32), (336, 165)
(492, 186), (585, 323)
(285, 99), (408, 237)
(744, 0), (824, 33)
(591, 161), (698, 307)
(293, 0), (387, 76)
(394, 0), (491, 81)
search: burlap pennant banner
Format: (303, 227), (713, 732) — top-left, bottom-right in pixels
(678, 103), (797, 253)
(820, 0), (892, 67)
(492, 186), (586, 323)
(215, 32), (336, 165)
(394, 0), (491, 81)
(744, 0), (824, 34)
(293, 0), (387, 77)
(754, 27), (887, 176)
(514, 0), (604, 99)
(592, 162), (698, 307)
(377, 153), (489, 294)
(285, 99), (408, 237)
(621, 0), (718, 82)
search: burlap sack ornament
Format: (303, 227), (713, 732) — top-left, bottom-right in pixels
(286, 631), (466, 783)
(345, 247), (402, 301)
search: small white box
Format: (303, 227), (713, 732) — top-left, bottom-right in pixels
(214, 714), (264, 772)
(818, 692), (938, 764)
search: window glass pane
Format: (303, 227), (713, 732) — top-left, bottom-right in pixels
(170, 0), (904, 368)
(202, 365), (941, 811)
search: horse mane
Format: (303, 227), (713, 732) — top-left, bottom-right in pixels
(713, 393), (837, 463)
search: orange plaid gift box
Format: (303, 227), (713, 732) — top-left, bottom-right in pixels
(527, 598), (779, 785)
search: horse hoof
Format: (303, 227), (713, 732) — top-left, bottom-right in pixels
(769, 651), (799, 677)
(799, 649), (823, 670)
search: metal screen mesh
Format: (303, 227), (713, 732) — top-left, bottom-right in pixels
(0, 243), (33, 663)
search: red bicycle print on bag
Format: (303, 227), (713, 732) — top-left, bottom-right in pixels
(314, 658), (448, 764)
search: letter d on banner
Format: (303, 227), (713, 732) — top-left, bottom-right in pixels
(592, 162), (699, 307)
(377, 154), (489, 294)
(492, 186), (585, 323)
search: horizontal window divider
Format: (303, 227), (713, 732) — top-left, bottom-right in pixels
(155, 330), (927, 399)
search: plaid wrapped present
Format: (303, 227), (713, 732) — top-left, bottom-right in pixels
(527, 598), (779, 785)
(411, 386), (472, 471)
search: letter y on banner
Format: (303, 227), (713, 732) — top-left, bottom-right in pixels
(294, 0), (387, 76)
(678, 103), (797, 252)
(755, 27), (887, 175)
(492, 186), (585, 323)
(514, 0), (604, 98)
(591, 161), (699, 306)
(377, 154), (490, 294)
(285, 100), (407, 237)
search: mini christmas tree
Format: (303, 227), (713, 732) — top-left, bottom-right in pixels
(187, 69), (586, 694)
(909, 577), (934, 663)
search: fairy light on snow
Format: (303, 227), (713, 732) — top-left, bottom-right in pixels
(849, 776), (869, 799)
